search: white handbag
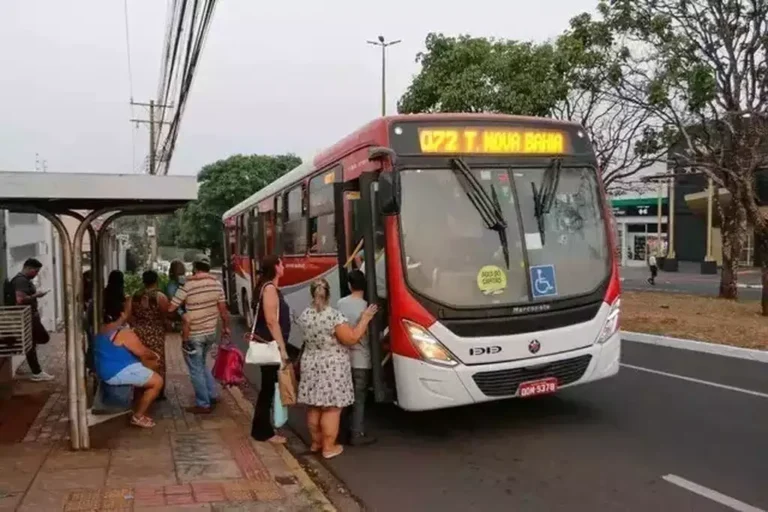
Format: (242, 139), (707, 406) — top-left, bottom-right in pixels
(245, 285), (282, 366)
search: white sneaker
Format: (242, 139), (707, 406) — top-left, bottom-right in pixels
(30, 371), (55, 382)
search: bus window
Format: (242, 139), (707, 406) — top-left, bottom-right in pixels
(235, 216), (243, 255)
(283, 185), (307, 255)
(240, 213), (250, 256)
(309, 170), (337, 254)
(250, 209), (260, 260)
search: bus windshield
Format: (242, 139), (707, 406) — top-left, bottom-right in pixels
(398, 165), (610, 308)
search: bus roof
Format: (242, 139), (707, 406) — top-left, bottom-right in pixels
(222, 113), (584, 221)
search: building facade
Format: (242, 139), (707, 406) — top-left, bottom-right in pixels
(611, 194), (669, 267)
(1, 212), (61, 331)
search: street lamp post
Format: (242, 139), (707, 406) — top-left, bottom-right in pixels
(367, 35), (401, 117)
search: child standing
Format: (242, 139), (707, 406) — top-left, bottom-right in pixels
(337, 270), (377, 446)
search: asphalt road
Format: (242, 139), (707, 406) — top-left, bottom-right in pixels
(232, 321), (768, 512)
(620, 272), (763, 300)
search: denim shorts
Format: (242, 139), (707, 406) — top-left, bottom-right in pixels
(105, 362), (153, 386)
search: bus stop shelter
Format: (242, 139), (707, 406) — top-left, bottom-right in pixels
(0, 170), (197, 450)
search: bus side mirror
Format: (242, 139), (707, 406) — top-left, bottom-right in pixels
(378, 172), (400, 216)
(368, 146), (400, 216)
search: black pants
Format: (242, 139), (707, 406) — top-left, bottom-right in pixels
(251, 364), (278, 441)
(25, 342), (42, 375)
(26, 314), (46, 375)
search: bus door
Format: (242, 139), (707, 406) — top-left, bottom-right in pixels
(355, 172), (393, 403)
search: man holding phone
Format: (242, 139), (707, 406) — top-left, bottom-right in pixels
(12, 258), (54, 382)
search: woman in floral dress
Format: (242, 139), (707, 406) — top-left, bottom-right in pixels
(130, 270), (169, 400)
(297, 278), (377, 459)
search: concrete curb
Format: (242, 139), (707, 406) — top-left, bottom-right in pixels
(621, 331), (768, 363)
(225, 385), (337, 512)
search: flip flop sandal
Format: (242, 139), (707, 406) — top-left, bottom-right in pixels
(130, 415), (155, 429)
(322, 446), (344, 460)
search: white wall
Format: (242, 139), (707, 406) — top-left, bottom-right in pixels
(3, 211), (123, 333)
(4, 213), (59, 331)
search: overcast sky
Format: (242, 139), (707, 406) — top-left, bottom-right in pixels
(0, 0), (599, 176)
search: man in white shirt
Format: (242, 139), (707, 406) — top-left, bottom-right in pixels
(647, 254), (658, 285)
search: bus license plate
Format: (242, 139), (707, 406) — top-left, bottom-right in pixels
(518, 377), (558, 398)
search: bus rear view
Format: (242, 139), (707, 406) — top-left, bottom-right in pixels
(381, 117), (620, 411)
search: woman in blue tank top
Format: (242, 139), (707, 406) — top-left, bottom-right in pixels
(94, 294), (164, 428)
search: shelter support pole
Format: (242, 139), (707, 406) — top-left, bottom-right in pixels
(62, 211), (98, 342)
(72, 209), (115, 449)
(657, 182), (663, 252)
(706, 178), (714, 261)
(668, 177), (676, 259)
(0, 204), (80, 449)
(72, 203), (192, 449)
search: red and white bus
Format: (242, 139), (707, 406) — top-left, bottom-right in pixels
(222, 114), (621, 411)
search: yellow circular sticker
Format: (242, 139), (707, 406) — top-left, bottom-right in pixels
(477, 265), (507, 295)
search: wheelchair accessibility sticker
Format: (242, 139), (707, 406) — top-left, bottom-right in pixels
(529, 264), (558, 299)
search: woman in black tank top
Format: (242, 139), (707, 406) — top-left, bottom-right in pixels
(250, 255), (292, 444)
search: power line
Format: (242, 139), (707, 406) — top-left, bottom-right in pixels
(123, 0), (137, 173)
(154, 0), (218, 174)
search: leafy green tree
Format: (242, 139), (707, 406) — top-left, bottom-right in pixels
(398, 33), (569, 116)
(399, 30), (669, 193)
(157, 211), (183, 247)
(594, 0), (768, 306)
(177, 154), (301, 264)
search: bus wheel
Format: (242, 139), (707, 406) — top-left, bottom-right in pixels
(242, 289), (253, 329)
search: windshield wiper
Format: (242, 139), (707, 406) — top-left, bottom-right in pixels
(531, 158), (562, 245)
(449, 158), (510, 269)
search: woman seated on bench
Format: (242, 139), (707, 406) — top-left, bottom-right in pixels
(93, 295), (164, 428)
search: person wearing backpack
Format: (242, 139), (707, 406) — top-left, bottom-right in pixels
(10, 258), (54, 381)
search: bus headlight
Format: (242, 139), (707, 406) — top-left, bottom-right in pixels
(596, 299), (620, 344)
(402, 320), (458, 367)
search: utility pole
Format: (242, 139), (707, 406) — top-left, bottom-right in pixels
(35, 153), (48, 172)
(130, 100), (173, 175)
(129, 99), (172, 269)
(367, 35), (401, 116)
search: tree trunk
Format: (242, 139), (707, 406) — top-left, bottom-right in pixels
(756, 229), (768, 316)
(717, 196), (746, 299)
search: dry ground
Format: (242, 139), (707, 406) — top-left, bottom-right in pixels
(621, 291), (768, 350)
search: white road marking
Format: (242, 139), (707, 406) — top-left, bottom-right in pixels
(662, 474), (765, 512)
(620, 363), (768, 399)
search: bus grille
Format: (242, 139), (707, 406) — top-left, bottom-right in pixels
(472, 355), (592, 397)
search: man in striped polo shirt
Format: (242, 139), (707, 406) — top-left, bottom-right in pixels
(169, 254), (230, 414)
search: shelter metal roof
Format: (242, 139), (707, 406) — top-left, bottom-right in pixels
(0, 171), (198, 212)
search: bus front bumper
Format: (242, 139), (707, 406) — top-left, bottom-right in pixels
(392, 332), (620, 411)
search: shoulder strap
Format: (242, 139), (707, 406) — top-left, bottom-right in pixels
(252, 283), (279, 336)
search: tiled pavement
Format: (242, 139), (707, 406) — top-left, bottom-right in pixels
(1, 333), (334, 511)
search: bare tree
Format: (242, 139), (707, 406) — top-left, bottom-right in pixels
(553, 90), (668, 193)
(594, 0), (768, 305)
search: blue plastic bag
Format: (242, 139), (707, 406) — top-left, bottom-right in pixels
(272, 387), (288, 428)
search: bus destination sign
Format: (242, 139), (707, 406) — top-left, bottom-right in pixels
(417, 127), (567, 155)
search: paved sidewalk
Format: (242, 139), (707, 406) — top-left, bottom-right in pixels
(0, 333), (333, 511)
